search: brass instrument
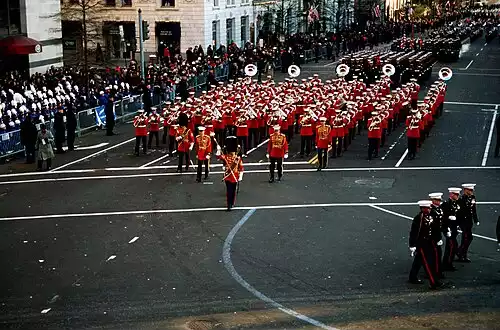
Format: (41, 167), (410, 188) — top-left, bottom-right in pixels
(368, 116), (381, 131)
(408, 115), (420, 130)
(133, 114), (147, 127)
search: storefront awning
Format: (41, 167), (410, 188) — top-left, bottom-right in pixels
(0, 36), (42, 55)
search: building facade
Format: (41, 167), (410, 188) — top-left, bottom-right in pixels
(0, 0), (63, 74)
(61, 0), (254, 63)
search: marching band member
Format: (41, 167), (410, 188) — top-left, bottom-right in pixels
(148, 107), (161, 149)
(406, 108), (422, 160)
(330, 109), (345, 158)
(299, 109), (314, 157)
(236, 113), (249, 156)
(367, 110), (382, 160)
(175, 112), (194, 173)
(216, 136), (244, 211)
(267, 125), (288, 183)
(315, 117), (331, 171)
(195, 126), (212, 182)
(133, 109), (148, 156)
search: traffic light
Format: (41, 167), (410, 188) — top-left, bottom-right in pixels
(142, 21), (150, 40)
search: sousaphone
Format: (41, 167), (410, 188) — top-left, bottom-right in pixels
(382, 63), (396, 77)
(438, 67), (453, 81)
(336, 64), (350, 77)
(288, 65), (301, 78)
(244, 64), (258, 77)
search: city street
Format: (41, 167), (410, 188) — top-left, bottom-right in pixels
(0, 38), (499, 330)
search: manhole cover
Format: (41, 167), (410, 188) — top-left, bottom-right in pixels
(187, 319), (222, 330)
(340, 177), (395, 189)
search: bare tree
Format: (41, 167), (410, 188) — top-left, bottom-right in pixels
(55, 0), (105, 93)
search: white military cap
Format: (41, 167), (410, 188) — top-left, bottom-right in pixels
(319, 116), (327, 121)
(273, 125), (281, 130)
(448, 187), (462, 194)
(418, 200), (432, 208)
(428, 193), (443, 199)
(462, 183), (476, 190)
(137, 109), (145, 113)
(198, 126), (206, 131)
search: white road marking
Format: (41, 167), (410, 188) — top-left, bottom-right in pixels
(223, 209), (338, 330)
(484, 43), (488, 46)
(370, 205), (497, 242)
(106, 255), (117, 262)
(451, 72), (500, 77)
(2, 166), (500, 186)
(445, 101), (499, 107)
(481, 110), (498, 166)
(1, 201), (499, 222)
(395, 149), (408, 168)
(475, 53), (479, 56)
(246, 138), (269, 155)
(49, 137), (136, 172)
(323, 61), (338, 67)
(381, 130), (406, 160)
(40, 308), (51, 314)
(128, 236), (139, 244)
(480, 48), (484, 51)
(465, 60), (474, 70)
(140, 154), (170, 168)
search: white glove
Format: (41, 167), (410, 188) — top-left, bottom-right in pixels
(446, 228), (451, 237)
(437, 240), (443, 246)
(189, 143), (194, 151)
(497, 243), (500, 252)
(238, 172), (243, 181)
(409, 247), (416, 257)
(210, 132), (215, 137)
(476, 222), (480, 226)
(176, 136), (182, 142)
(206, 155), (210, 160)
(284, 153), (288, 159)
(448, 216), (456, 221)
(266, 153), (269, 159)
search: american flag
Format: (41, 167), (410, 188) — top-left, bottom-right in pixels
(373, 4), (381, 18)
(308, 5), (319, 23)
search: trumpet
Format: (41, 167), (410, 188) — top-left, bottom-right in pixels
(368, 117), (381, 131)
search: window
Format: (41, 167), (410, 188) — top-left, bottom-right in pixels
(212, 20), (219, 46)
(121, 0), (132, 6)
(227, 0), (235, 5)
(161, 0), (175, 7)
(213, 0), (219, 7)
(226, 18), (234, 46)
(105, 0), (116, 6)
(240, 16), (247, 44)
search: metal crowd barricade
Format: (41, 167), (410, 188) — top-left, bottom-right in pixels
(76, 106), (99, 136)
(0, 129), (23, 160)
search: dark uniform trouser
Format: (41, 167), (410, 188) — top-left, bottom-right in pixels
(162, 128), (168, 144)
(408, 137), (418, 159)
(197, 159), (209, 180)
(434, 242), (443, 276)
(168, 135), (176, 154)
(317, 148), (328, 168)
(332, 137), (343, 157)
(177, 151), (190, 172)
(409, 242), (439, 287)
(135, 136), (147, 154)
(38, 158), (52, 169)
(25, 144), (35, 163)
(249, 128), (259, 149)
(300, 136), (312, 155)
(67, 129), (75, 150)
(237, 136), (247, 154)
(269, 157), (283, 179)
(225, 181), (237, 208)
(148, 131), (159, 148)
(458, 227), (473, 258)
(368, 138), (379, 159)
(287, 125), (294, 141)
(443, 235), (458, 267)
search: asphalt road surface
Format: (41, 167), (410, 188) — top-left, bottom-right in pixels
(1, 39), (500, 330)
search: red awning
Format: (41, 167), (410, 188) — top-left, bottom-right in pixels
(0, 36), (42, 55)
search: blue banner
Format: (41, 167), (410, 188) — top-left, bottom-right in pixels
(95, 104), (116, 127)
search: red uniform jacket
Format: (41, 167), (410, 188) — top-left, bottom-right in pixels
(367, 117), (382, 139)
(217, 153), (243, 183)
(267, 132), (289, 158)
(236, 123), (249, 137)
(195, 134), (212, 160)
(330, 117), (345, 138)
(175, 126), (194, 152)
(134, 115), (148, 136)
(316, 125), (331, 149)
(299, 116), (314, 136)
(148, 114), (161, 132)
(406, 116), (422, 139)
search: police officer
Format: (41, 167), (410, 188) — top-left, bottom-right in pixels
(409, 200), (444, 290)
(441, 187), (462, 271)
(429, 192), (445, 278)
(457, 183), (479, 263)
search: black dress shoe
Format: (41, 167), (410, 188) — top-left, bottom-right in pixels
(269, 178), (274, 183)
(408, 279), (424, 284)
(317, 167), (321, 171)
(196, 179), (201, 182)
(442, 265), (457, 271)
(457, 257), (471, 263)
(277, 177), (281, 182)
